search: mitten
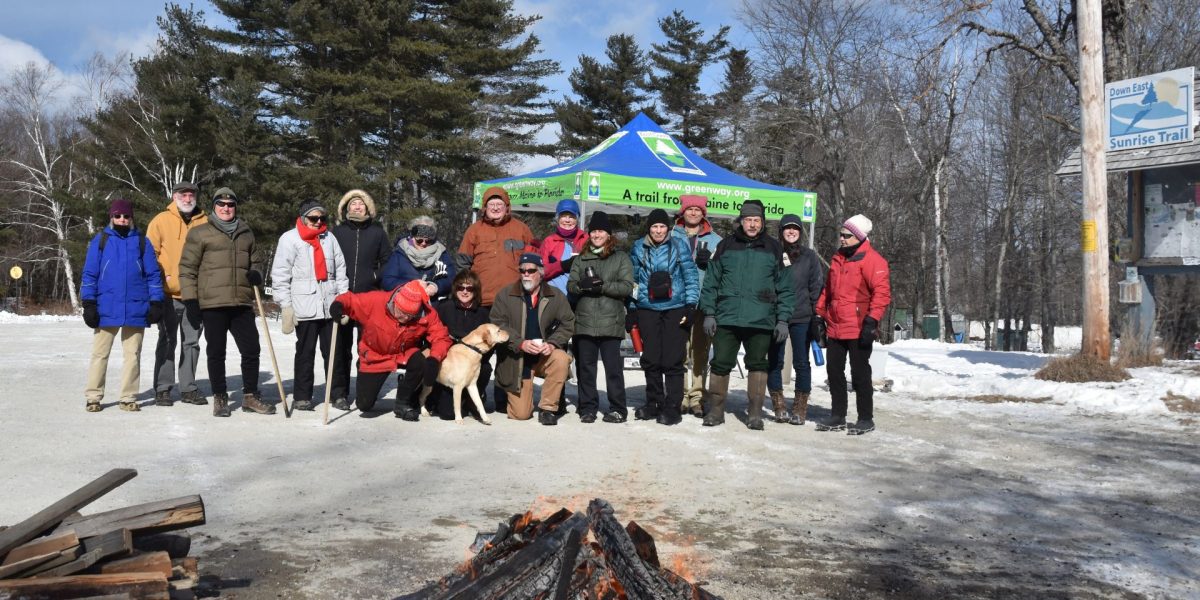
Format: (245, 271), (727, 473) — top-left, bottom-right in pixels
(860, 316), (878, 350)
(281, 306), (296, 334)
(246, 269), (263, 287)
(147, 301), (164, 325)
(83, 300), (99, 328)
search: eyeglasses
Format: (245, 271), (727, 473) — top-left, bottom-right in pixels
(412, 237), (432, 246)
(305, 214), (327, 223)
(518, 268), (539, 275)
(111, 214), (132, 220)
(839, 233), (856, 240)
(456, 285), (475, 292)
(214, 200), (237, 208)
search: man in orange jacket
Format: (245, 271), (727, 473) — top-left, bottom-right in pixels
(814, 214), (891, 435)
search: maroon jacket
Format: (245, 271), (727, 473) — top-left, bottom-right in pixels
(815, 239), (891, 340)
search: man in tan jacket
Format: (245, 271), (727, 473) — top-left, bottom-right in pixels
(147, 181), (209, 407)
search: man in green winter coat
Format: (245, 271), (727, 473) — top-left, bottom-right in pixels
(698, 200), (795, 430)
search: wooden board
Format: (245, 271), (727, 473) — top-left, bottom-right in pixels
(2, 531), (79, 566)
(0, 550), (61, 579)
(0, 573), (168, 599)
(56, 496), (204, 539)
(99, 552), (172, 578)
(0, 469), (137, 559)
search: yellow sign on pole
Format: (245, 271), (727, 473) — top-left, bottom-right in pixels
(1081, 220), (1097, 253)
(8, 266), (22, 280)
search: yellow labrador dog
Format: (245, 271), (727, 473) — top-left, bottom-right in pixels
(419, 323), (509, 424)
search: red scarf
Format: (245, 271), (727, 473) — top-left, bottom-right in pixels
(296, 218), (329, 281)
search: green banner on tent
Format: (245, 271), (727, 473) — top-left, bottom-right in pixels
(474, 171), (818, 222)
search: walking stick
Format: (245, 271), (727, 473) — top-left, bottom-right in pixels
(324, 320), (339, 425)
(253, 285), (290, 418)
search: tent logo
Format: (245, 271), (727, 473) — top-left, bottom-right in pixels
(587, 174), (600, 201)
(548, 131), (627, 173)
(637, 131), (705, 175)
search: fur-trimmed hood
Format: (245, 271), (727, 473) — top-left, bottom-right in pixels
(337, 189), (377, 223)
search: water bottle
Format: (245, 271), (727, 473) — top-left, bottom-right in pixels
(586, 266), (596, 278)
(810, 339), (825, 366)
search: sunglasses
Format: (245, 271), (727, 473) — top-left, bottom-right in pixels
(839, 232), (856, 240)
(111, 213), (132, 220)
(305, 214), (327, 223)
(412, 237), (432, 246)
(456, 285), (475, 292)
(518, 268), (539, 275)
(214, 200), (237, 208)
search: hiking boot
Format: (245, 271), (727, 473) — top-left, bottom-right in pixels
(292, 399), (314, 411)
(120, 401), (140, 412)
(702, 374), (730, 427)
(770, 389), (788, 422)
(848, 419), (875, 435)
(657, 413), (682, 426)
(213, 392), (231, 418)
(746, 372), (767, 431)
(332, 397), (351, 411)
(181, 390), (208, 405)
(815, 415), (847, 432)
(602, 411), (626, 423)
(538, 411), (558, 426)
(155, 390), (174, 407)
(396, 408), (420, 421)
(789, 392), (809, 426)
(634, 405), (658, 421)
(579, 413), (596, 424)
(241, 392), (276, 415)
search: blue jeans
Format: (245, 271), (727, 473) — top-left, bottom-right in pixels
(768, 322), (811, 393)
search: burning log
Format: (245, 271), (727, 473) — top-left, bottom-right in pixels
(400, 498), (721, 600)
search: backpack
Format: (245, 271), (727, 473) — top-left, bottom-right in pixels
(98, 230), (148, 274)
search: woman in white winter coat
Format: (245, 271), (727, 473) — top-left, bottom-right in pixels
(270, 199), (349, 410)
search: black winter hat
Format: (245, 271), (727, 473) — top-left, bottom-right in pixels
(298, 198), (327, 217)
(646, 208), (671, 230)
(588, 210), (613, 234)
(779, 213), (802, 235)
(738, 199), (765, 220)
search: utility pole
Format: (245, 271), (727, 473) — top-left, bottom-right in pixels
(1077, 0), (1111, 360)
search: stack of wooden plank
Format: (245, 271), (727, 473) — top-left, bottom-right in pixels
(0, 468), (205, 600)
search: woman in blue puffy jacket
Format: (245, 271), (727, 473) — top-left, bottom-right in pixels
(80, 199), (165, 412)
(629, 208), (699, 425)
(380, 215), (456, 301)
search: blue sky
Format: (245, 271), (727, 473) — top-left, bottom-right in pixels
(0, 0), (751, 170)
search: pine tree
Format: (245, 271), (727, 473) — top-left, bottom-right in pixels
(554, 34), (657, 157)
(647, 10), (729, 154)
(707, 48), (755, 170)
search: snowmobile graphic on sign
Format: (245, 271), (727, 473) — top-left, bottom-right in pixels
(637, 131), (705, 175)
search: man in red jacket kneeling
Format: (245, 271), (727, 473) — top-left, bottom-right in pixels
(331, 279), (452, 420)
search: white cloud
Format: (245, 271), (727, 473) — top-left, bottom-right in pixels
(0, 34), (52, 77)
(80, 24), (159, 64)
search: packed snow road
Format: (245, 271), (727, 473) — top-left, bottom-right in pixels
(1, 316), (1197, 599)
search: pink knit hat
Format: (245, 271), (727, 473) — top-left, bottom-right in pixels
(679, 195), (708, 217)
(842, 214), (873, 241)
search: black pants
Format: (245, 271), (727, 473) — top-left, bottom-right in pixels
(637, 307), (688, 417)
(826, 338), (873, 420)
(293, 319), (333, 401)
(330, 319), (361, 400)
(202, 306), (260, 394)
(575, 335), (626, 418)
(355, 352), (427, 414)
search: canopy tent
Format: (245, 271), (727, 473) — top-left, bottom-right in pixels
(473, 113), (818, 226)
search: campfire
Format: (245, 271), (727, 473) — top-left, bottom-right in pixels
(400, 498), (721, 599)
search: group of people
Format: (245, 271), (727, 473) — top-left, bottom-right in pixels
(81, 183), (891, 434)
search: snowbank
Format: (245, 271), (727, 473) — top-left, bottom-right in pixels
(0, 310), (76, 323)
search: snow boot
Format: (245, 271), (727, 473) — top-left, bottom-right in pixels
(815, 415), (847, 432)
(155, 390), (173, 407)
(86, 399), (101, 413)
(332, 397), (351, 411)
(213, 392), (231, 418)
(702, 374), (730, 427)
(848, 418), (875, 435)
(746, 372), (767, 430)
(770, 389), (788, 422)
(241, 391), (276, 415)
(789, 392), (810, 426)
(181, 390), (208, 405)
(119, 401), (140, 412)
(292, 399), (314, 411)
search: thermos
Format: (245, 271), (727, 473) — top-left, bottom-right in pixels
(810, 339), (825, 366)
(631, 325), (644, 352)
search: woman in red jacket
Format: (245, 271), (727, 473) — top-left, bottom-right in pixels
(330, 280), (452, 420)
(814, 214), (891, 435)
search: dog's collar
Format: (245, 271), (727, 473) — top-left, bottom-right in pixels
(456, 341), (486, 356)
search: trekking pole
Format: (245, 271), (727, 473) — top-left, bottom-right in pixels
(324, 320), (339, 426)
(253, 285), (290, 418)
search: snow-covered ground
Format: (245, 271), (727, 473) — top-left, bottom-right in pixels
(1, 313), (1197, 599)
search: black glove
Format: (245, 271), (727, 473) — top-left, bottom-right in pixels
(454, 252), (474, 271)
(184, 300), (201, 325)
(329, 301), (345, 322)
(860, 316), (878, 350)
(703, 315), (717, 338)
(246, 269), (263, 287)
(147, 301), (164, 325)
(625, 310), (638, 333)
(809, 317), (827, 348)
(679, 305), (698, 328)
(560, 256), (575, 274)
(423, 357), (442, 384)
(579, 275), (604, 295)
(694, 246), (712, 269)
(83, 300), (99, 328)
(773, 321), (789, 343)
